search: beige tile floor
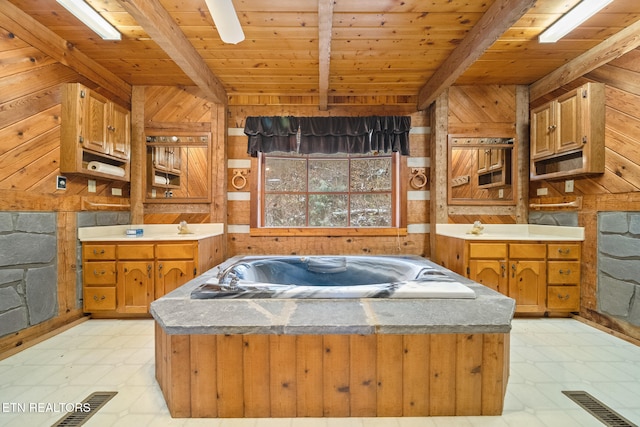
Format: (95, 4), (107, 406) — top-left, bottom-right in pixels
(0, 318), (639, 426)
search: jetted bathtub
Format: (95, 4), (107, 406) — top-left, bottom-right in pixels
(190, 255), (476, 299)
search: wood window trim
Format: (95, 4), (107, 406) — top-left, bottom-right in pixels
(249, 153), (408, 236)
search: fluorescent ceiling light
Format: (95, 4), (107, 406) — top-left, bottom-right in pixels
(539, 0), (613, 43)
(56, 0), (121, 40)
(204, 0), (245, 44)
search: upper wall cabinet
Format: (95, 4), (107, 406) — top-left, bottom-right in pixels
(530, 82), (605, 181)
(60, 83), (131, 181)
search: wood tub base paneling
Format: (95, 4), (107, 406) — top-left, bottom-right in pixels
(155, 323), (510, 418)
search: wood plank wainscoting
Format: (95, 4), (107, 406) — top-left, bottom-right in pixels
(155, 324), (509, 418)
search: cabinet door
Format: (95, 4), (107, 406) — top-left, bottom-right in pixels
(477, 148), (489, 173)
(509, 260), (546, 314)
(469, 260), (507, 295)
(156, 260), (195, 298)
(83, 90), (110, 154)
(530, 102), (554, 159)
(118, 261), (153, 313)
(109, 102), (131, 160)
(555, 89), (582, 154)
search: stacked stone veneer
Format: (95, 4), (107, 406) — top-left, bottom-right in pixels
(529, 211), (579, 227)
(0, 213), (58, 337)
(598, 212), (640, 327)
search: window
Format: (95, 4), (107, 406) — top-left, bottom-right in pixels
(255, 151), (400, 229)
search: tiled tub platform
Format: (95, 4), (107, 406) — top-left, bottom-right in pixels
(151, 260), (515, 418)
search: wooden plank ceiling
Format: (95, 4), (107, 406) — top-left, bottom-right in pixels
(6, 0), (640, 108)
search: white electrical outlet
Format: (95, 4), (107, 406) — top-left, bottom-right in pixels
(537, 187), (548, 196)
(565, 180), (574, 193)
(88, 180), (96, 193)
(498, 188), (504, 198)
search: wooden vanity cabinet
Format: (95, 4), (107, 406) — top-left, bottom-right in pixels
(437, 236), (581, 316)
(155, 243), (196, 298)
(81, 239), (216, 317)
(468, 243), (546, 314)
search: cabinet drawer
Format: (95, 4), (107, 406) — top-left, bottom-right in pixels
(83, 287), (116, 311)
(83, 261), (116, 285)
(548, 261), (580, 284)
(468, 243), (507, 259)
(548, 243), (581, 260)
(83, 244), (116, 260)
(547, 286), (580, 311)
(118, 244), (155, 260)
(156, 243), (195, 259)
(509, 243), (546, 259)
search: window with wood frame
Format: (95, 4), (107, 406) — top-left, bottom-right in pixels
(245, 116), (410, 236)
(255, 151), (401, 229)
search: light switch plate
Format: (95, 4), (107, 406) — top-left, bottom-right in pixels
(565, 180), (574, 192)
(88, 179), (96, 193)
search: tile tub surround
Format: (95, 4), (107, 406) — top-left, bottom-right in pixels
(77, 223), (224, 242)
(151, 258), (515, 418)
(436, 223), (585, 241)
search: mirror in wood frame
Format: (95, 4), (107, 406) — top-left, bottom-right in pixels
(448, 136), (516, 205)
(145, 131), (211, 203)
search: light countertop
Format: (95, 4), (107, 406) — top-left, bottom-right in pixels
(436, 223), (584, 241)
(78, 223), (224, 242)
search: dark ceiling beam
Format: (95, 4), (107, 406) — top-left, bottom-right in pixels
(416, 0), (536, 110)
(0, 1), (131, 106)
(530, 19), (640, 101)
(119, 0), (228, 105)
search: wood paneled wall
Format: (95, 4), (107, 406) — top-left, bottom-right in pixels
(226, 98), (431, 258)
(435, 84), (528, 225)
(0, 27), (125, 353)
(530, 48), (640, 341)
(139, 86), (216, 224)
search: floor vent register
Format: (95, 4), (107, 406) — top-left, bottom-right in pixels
(563, 390), (637, 427)
(51, 391), (117, 427)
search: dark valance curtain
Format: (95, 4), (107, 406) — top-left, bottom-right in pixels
(245, 115), (410, 156)
(245, 116), (299, 157)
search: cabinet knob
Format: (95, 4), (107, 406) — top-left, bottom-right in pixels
(93, 249), (105, 255)
(558, 269), (571, 275)
(93, 269), (106, 276)
(557, 294), (570, 301)
(548, 125), (557, 131)
(558, 248), (571, 255)
(93, 295), (106, 302)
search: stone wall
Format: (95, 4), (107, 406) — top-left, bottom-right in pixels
(0, 212), (58, 337)
(528, 211), (578, 226)
(598, 212), (640, 327)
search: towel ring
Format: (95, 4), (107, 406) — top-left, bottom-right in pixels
(409, 168), (428, 189)
(232, 169), (248, 190)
